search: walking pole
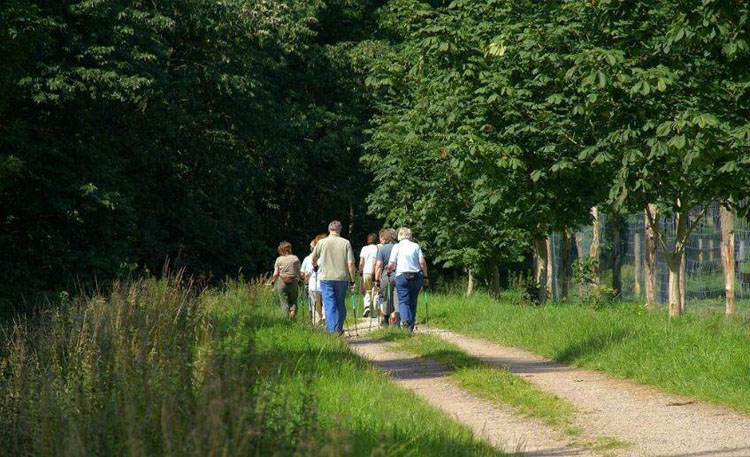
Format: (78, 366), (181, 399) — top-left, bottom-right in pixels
(350, 288), (359, 337)
(310, 270), (317, 325)
(368, 281), (375, 332)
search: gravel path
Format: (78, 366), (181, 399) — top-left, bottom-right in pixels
(422, 327), (750, 457)
(348, 337), (599, 457)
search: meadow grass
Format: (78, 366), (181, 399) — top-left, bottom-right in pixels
(373, 330), (575, 429)
(419, 291), (750, 414)
(0, 278), (506, 457)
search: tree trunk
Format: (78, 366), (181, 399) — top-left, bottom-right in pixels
(535, 238), (548, 304)
(466, 268), (476, 296)
(546, 235), (556, 301)
(612, 212), (623, 298)
(644, 205), (658, 309)
(667, 208), (688, 317)
(490, 262), (502, 297)
(698, 238), (704, 263)
(562, 228), (571, 302)
(634, 232), (642, 299)
(679, 249), (686, 314)
(668, 256), (682, 317)
(589, 207), (601, 285)
(720, 205), (736, 316)
(709, 239), (715, 262)
(575, 231), (585, 299)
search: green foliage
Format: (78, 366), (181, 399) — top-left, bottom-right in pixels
(0, 0), (379, 307)
(363, 0), (750, 292)
(572, 257), (599, 288)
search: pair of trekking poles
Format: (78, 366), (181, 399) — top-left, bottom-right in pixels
(346, 278), (429, 336)
(346, 277), (388, 337)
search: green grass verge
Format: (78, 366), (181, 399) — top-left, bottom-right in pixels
(373, 330), (575, 429)
(239, 296), (507, 457)
(420, 291), (750, 414)
(0, 279), (507, 457)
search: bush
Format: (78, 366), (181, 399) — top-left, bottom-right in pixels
(508, 271), (541, 306)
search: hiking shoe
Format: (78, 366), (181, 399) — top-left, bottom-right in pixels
(362, 307), (370, 318)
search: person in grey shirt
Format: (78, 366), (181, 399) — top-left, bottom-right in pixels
(374, 228), (398, 326)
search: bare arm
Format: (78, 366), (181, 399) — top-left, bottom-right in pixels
(375, 260), (383, 282)
(359, 257), (365, 273)
(387, 261), (395, 274)
(419, 257), (428, 278)
(270, 265), (280, 284)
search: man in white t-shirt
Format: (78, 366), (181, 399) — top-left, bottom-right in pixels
(359, 233), (379, 317)
(387, 227), (428, 331)
(301, 234), (326, 325)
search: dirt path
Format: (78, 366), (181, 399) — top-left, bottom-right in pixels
(348, 336), (599, 457)
(421, 327), (750, 457)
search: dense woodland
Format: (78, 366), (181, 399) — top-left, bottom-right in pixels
(1, 0), (384, 306)
(2, 0), (749, 314)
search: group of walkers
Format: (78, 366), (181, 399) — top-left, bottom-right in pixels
(269, 220), (428, 334)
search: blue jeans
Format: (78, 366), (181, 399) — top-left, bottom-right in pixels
(320, 280), (348, 334)
(395, 272), (422, 331)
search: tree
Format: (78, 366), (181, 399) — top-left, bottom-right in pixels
(0, 0), (380, 306)
(566, 0), (750, 315)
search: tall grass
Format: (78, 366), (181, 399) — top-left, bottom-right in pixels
(0, 277), (270, 456)
(0, 277), (506, 456)
(422, 292), (750, 414)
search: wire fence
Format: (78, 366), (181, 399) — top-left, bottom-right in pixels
(545, 205), (750, 305)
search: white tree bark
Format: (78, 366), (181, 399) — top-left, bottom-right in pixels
(466, 268), (475, 296)
(589, 207), (601, 285)
(535, 238), (548, 303)
(546, 235), (556, 301)
(644, 205), (658, 309)
(720, 205), (736, 316)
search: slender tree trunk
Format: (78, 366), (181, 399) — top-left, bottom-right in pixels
(667, 208), (688, 317)
(698, 238), (704, 263)
(535, 238), (548, 304)
(612, 212), (623, 298)
(490, 261), (501, 297)
(634, 232), (642, 299)
(562, 228), (571, 302)
(709, 238), (715, 262)
(575, 231), (585, 299)
(667, 256), (682, 317)
(546, 235), (556, 301)
(589, 207), (600, 285)
(679, 249), (686, 314)
(720, 205), (736, 316)
(466, 268), (476, 296)
(644, 205), (658, 309)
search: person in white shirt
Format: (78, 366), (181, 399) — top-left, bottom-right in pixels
(359, 233), (379, 318)
(301, 233), (327, 325)
(387, 227), (428, 331)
